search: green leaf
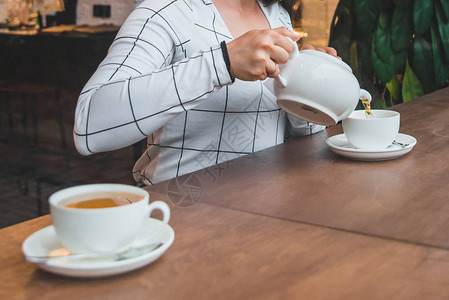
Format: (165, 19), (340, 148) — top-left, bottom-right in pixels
(394, 51), (406, 72)
(357, 35), (375, 81)
(402, 59), (424, 102)
(373, 15), (394, 61)
(386, 75), (401, 104)
(439, 0), (449, 20)
(412, 36), (436, 93)
(371, 17), (395, 83)
(431, 25), (449, 89)
(435, 3), (449, 60)
(391, 5), (413, 52)
(394, 0), (412, 8)
(374, 0), (390, 12)
(349, 41), (359, 79)
(328, 1), (354, 63)
(371, 32), (394, 83)
(372, 99), (388, 109)
(414, 0), (434, 35)
(354, 0), (379, 36)
(378, 11), (390, 30)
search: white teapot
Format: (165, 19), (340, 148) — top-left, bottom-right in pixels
(274, 41), (371, 126)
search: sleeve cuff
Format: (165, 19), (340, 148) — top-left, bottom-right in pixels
(220, 41), (235, 83)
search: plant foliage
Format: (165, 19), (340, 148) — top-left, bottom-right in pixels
(329, 0), (449, 107)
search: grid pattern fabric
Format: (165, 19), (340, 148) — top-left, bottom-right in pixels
(74, 0), (324, 185)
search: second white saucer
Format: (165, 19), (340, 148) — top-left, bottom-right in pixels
(326, 133), (417, 161)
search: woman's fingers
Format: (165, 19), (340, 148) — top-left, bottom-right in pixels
(266, 60), (279, 78)
(270, 44), (291, 64)
(301, 44), (341, 59)
(227, 27), (299, 81)
(264, 28), (296, 64)
(226, 28), (344, 81)
(300, 44), (315, 50)
(325, 47), (342, 60)
(272, 27), (301, 42)
(325, 47), (337, 56)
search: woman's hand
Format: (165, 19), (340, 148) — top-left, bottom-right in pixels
(300, 44), (341, 60)
(226, 28), (341, 82)
(226, 27), (300, 81)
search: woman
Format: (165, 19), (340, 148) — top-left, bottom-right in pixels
(74, 0), (338, 185)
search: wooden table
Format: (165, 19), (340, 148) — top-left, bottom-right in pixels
(2, 88), (449, 299)
(169, 86), (449, 250)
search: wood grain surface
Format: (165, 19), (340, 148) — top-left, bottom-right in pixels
(3, 88), (449, 299)
(2, 199), (449, 299)
(161, 87), (449, 249)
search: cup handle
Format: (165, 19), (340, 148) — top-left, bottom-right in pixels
(359, 89), (372, 102)
(145, 200), (170, 224)
(131, 201), (170, 248)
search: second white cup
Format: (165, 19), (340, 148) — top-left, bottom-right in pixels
(342, 110), (400, 149)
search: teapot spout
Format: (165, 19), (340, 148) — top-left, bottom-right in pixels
(339, 89), (373, 122)
(359, 89), (372, 102)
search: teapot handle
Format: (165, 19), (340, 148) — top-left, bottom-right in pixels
(286, 37), (300, 59)
(359, 89), (372, 102)
(277, 37), (300, 87)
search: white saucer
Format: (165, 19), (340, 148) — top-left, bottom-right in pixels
(22, 218), (175, 278)
(326, 133), (417, 161)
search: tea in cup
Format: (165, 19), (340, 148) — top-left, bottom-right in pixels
(342, 110), (400, 149)
(49, 184), (170, 253)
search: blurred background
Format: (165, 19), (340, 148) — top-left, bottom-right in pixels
(0, 0), (448, 228)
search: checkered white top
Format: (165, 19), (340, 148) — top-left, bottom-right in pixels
(74, 0), (324, 185)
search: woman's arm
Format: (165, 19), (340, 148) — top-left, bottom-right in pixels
(74, 6), (233, 155)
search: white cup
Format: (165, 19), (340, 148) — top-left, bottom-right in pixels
(342, 110), (400, 149)
(49, 184), (170, 254)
